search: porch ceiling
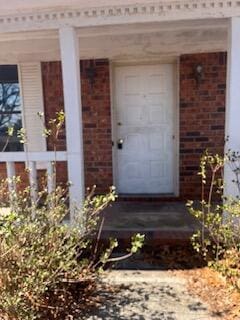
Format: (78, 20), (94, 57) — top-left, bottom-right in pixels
(0, 19), (228, 63)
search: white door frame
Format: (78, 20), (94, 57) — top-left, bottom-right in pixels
(110, 59), (179, 196)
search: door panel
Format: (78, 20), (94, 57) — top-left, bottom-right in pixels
(114, 64), (175, 194)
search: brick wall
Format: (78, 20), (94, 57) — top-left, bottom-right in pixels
(0, 163), (35, 193)
(179, 52), (226, 199)
(41, 61), (67, 186)
(41, 59), (113, 193)
(0, 53), (226, 200)
(80, 60), (113, 192)
(41, 61), (65, 151)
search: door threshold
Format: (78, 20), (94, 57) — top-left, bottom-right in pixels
(117, 193), (180, 202)
(118, 193), (175, 198)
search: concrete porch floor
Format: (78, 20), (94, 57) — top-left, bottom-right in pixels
(101, 202), (201, 243)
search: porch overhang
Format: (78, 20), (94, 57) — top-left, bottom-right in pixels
(0, 0), (239, 34)
(0, 0), (240, 212)
(0, 19), (228, 63)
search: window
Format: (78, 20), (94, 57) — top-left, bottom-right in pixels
(0, 65), (23, 151)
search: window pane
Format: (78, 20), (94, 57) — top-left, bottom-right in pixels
(0, 65), (23, 152)
(0, 83), (21, 114)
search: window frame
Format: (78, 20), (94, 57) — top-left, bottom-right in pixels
(0, 64), (24, 152)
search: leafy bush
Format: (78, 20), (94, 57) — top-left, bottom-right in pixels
(0, 111), (144, 319)
(0, 182), (144, 319)
(187, 151), (240, 290)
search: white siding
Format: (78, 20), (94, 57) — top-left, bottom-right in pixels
(19, 62), (46, 152)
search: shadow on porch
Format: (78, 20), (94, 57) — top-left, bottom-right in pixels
(101, 201), (203, 270)
(102, 201), (200, 243)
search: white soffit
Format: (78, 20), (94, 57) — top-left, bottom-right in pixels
(0, 22), (227, 62)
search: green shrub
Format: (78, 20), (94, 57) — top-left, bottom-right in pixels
(0, 182), (144, 319)
(187, 151), (240, 290)
(0, 110), (144, 319)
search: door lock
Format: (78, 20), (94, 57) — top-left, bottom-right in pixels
(117, 139), (124, 149)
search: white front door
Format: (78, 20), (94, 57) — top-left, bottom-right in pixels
(114, 64), (176, 194)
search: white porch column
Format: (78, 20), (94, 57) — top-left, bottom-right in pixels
(59, 26), (85, 216)
(225, 17), (240, 198)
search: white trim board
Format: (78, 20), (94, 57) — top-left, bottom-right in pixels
(0, 1), (239, 34)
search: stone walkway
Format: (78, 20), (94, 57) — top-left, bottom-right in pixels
(83, 271), (221, 320)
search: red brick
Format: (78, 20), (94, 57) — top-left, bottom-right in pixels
(179, 52), (226, 200)
(0, 53), (226, 200)
(41, 59), (113, 194)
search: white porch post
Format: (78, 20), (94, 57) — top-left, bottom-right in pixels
(225, 17), (240, 198)
(59, 26), (85, 217)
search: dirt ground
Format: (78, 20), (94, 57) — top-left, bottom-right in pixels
(179, 267), (240, 320)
